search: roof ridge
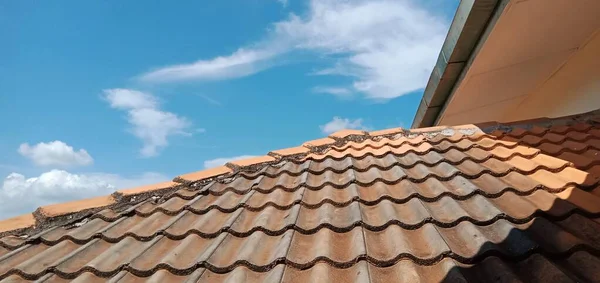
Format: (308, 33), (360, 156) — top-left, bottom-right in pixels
(1, 109), (598, 237)
(0, 181), (184, 237)
(174, 124), (490, 186)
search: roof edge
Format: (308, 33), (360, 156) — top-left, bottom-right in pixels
(412, 0), (508, 128)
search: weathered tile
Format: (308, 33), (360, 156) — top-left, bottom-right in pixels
(1, 117), (600, 282)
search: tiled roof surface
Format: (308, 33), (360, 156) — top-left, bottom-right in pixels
(1, 111), (600, 282)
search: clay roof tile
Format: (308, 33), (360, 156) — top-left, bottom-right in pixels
(1, 110), (600, 281)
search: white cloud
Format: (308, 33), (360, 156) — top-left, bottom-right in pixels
(203, 155), (259, 169)
(0, 170), (168, 219)
(139, 49), (278, 83)
(103, 88), (157, 109)
(138, 0), (448, 100)
(103, 89), (194, 157)
(18, 141), (93, 167)
(277, 0), (288, 7)
(128, 108), (192, 157)
(320, 117), (369, 134)
(312, 86), (353, 98)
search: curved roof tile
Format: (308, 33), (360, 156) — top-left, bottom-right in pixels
(1, 110), (600, 282)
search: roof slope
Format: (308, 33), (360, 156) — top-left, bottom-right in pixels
(1, 110), (600, 282)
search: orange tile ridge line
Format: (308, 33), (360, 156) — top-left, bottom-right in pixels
(0, 181), (185, 237)
(1, 109), (598, 237)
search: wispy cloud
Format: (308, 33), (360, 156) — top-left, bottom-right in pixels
(103, 89), (195, 157)
(312, 86), (353, 98)
(137, 0), (448, 100)
(139, 49), (278, 83)
(320, 117), (369, 134)
(18, 141), (93, 167)
(203, 155), (258, 168)
(198, 94), (222, 106)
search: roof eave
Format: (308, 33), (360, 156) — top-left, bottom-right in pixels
(411, 0), (508, 128)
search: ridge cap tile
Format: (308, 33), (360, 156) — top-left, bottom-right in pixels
(177, 165), (232, 182)
(478, 109), (600, 135)
(37, 195), (117, 218)
(451, 124), (485, 135)
(270, 146), (310, 157)
(369, 127), (404, 137)
(0, 213), (35, 234)
(117, 180), (178, 196)
(473, 121), (500, 130)
(329, 129), (368, 138)
(228, 155), (277, 167)
(408, 125), (448, 133)
(302, 137), (336, 147)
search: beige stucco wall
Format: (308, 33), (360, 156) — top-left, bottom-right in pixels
(503, 31), (600, 121)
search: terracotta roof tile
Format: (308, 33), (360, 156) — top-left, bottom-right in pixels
(554, 186), (600, 214)
(283, 262), (370, 282)
(227, 155), (277, 167)
(369, 127), (403, 136)
(1, 111), (600, 282)
(177, 165), (232, 182)
(116, 180), (178, 196)
(37, 195), (116, 218)
(409, 125), (448, 133)
(528, 125), (551, 135)
(589, 128), (600, 138)
(302, 137), (336, 147)
(0, 214), (35, 234)
(328, 129), (367, 138)
(269, 146), (310, 157)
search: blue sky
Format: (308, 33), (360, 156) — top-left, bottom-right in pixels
(0, 0), (459, 218)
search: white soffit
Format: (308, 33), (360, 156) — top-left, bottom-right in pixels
(439, 0), (600, 125)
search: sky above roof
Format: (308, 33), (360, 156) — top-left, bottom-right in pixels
(0, 0), (459, 218)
